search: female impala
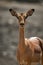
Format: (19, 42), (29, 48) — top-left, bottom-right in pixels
(9, 8), (43, 65)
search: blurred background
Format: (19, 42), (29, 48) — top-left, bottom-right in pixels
(0, 0), (43, 65)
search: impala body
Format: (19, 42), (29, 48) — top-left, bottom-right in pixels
(9, 9), (43, 65)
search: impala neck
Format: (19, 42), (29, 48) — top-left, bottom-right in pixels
(19, 25), (25, 47)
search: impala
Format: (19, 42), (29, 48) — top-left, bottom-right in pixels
(9, 8), (43, 65)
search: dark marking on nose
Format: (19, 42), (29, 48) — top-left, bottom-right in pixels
(20, 23), (24, 26)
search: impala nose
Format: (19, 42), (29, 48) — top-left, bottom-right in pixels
(20, 23), (24, 26)
(20, 20), (24, 26)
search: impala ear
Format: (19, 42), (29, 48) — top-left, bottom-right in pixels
(25, 9), (35, 19)
(9, 8), (19, 19)
(9, 9), (16, 16)
(28, 9), (35, 16)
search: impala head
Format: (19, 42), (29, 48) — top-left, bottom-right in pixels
(9, 8), (35, 27)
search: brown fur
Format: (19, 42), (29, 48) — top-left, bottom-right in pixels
(9, 8), (43, 65)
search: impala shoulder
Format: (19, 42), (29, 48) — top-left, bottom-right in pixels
(25, 38), (29, 46)
(25, 38), (31, 46)
(29, 37), (38, 40)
